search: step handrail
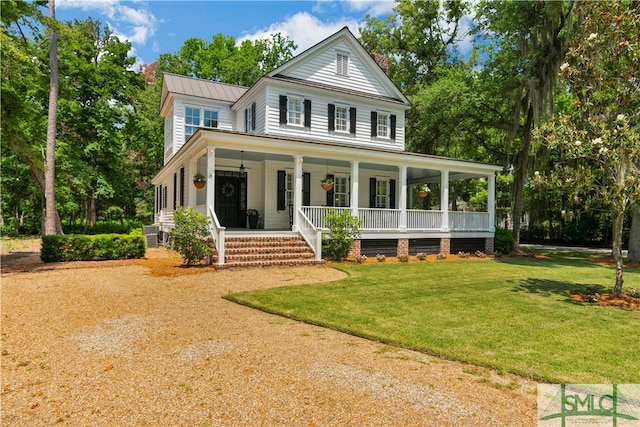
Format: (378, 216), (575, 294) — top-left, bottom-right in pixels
(208, 205), (225, 265)
(297, 208), (322, 260)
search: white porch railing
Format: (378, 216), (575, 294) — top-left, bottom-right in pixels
(407, 210), (443, 230)
(358, 208), (400, 230)
(297, 209), (322, 260)
(155, 211), (175, 231)
(208, 205), (226, 265)
(300, 206), (350, 229)
(299, 206), (491, 232)
(449, 211), (491, 231)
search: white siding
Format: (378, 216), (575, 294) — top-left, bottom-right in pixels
(286, 40), (393, 99)
(234, 92), (267, 134)
(264, 89), (405, 151)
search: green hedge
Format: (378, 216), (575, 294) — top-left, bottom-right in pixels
(41, 234), (146, 262)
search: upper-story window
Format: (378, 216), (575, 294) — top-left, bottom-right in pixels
(279, 95), (311, 128)
(288, 97), (303, 126)
(335, 106), (348, 132)
(336, 52), (349, 76)
(185, 107), (218, 140)
(328, 104), (356, 134)
(370, 111), (397, 141)
(377, 112), (389, 138)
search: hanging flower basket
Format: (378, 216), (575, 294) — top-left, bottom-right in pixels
(321, 177), (334, 191)
(193, 172), (206, 189)
(418, 184), (430, 198)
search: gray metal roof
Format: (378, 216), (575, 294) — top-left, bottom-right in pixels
(162, 73), (248, 108)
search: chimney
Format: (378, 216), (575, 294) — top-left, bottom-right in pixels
(370, 53), (389, 74)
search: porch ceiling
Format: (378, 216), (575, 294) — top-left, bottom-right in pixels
(214, 148), (484, 182)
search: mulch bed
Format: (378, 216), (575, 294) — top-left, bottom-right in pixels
(569, 292), (640, 310)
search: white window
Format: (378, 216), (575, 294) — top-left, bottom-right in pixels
(335, 106), (348, 132)
(334, 176), (348, 207)
(185, 107), (218, 140)
(336, 52), (349, 76)
(288, 97), (303, 126)
(377, 112), (389, 138)
(285, 173), (294, 207)
(376, 179), (389, 208)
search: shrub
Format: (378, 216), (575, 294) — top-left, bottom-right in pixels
(475, 250), (487, 258)
(494, 227), (514, 254)
(41, 234), (145, 262)
(376, 253), (386, 262)
(457, 251), (470, 258)
(628, 288), (640, 298)
(169, 207), (214, 266)
(398, 255), (409, 263)
(322, 210), (361, 261)
(436, 252), (447, 260)
(416, 252), (427, 260)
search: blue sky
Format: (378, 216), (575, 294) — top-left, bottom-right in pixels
(55, 1), (399, 67)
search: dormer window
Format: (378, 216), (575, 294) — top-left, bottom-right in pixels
(336, 52), (349, 76)
(185, 107), (218, 140)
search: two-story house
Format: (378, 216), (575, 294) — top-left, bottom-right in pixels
(152, 27), (501, 267)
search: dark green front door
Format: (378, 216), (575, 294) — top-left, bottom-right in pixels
(215, 172), (246, 227)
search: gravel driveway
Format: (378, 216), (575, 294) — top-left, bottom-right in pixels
(1, 243), (537, 425)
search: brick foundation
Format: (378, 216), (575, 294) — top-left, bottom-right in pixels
(439, 238), (451, 255)
(348, 239), (361, 259)
(485, 237), (495, 255)
(397, 239), (409, 257)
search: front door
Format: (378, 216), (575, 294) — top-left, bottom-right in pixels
(215, 171), (246, 227)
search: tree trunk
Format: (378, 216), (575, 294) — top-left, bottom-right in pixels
(628, 203), (640, 263)
(44, 0), (60, 235)
(612, 209), (625, 297)
(512, 103), (534, 252)
(89, 193), (97, 227)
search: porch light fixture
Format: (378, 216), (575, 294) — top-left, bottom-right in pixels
(239, 151), (245, 174)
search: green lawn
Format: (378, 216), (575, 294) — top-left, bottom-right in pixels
(225, 252), (640, 383)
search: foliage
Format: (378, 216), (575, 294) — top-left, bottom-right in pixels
(376, 254), (386, 262)
(397, 255), (409, 263)
(169, 207), (214, 265)
(532, 0), (640, 295)
(41, 234), (145, 262)
(227, 253), (640, 383)
(416, 252), (427, 261)
(158, 32), (296, 86)
(494, 227), (514, 254)
(322, 210), (361, 261)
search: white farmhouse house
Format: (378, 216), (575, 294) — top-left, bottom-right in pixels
(152, 27), (501, 267)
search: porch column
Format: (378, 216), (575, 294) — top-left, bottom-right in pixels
(399, 165), (407, 231)
(188, 157), (198, 207)
(292, 154), (303, 231)
(206, 145), (216, 214)
(350, 160), (359, 217)
(488, 173), (496, 232)
(440, 170), (449, 231)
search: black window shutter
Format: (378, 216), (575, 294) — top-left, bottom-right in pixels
(277, 170), (286, 210)
(251, 102), (256, 130)
(173, 173), (177, 210)
(304, 99), (312, 128)
(390, 179), (396, 209)
(179, 168), (185, 206)
(369, 178), (376, 208)
(325, 174), (335, 206)
(349, 107), (357, 134)
(390, 114), (397, 140)
(244, 109), (248, 132)
(370, 111), (377, 137)
(279, 95), (287, 124)
(303, 172), (311, 206)
(328, 104), (335, 131)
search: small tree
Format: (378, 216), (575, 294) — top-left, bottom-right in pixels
(169, 207), (214, 265)
(322, 209), (361, 261)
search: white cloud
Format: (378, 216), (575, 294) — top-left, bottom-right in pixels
(341, 0), (395, 16)
(57, 0), (157, 46)
(238, 11), (361, 54)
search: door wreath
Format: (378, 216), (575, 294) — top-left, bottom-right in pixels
(221, 182), (235, 198)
